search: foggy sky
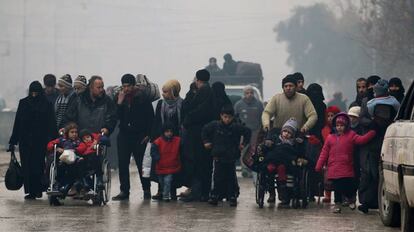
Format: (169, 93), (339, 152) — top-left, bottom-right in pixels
(0, 0), (328, 108)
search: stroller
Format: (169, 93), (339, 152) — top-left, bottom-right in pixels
(46, 134), (111, 206)
(246, 129), (310, 209)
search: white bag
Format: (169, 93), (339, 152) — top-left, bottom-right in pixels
(59, 150), (76, 164)
(142, 142), (152, 178)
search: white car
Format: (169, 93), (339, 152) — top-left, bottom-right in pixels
(379, 80), (414, 232)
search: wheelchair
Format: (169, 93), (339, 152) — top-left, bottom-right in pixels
(46, 142), (111, 206)
(252, 141), (310, 209)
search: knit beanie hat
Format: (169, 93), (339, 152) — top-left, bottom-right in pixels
(335, 115), (349, 126)
(43, 74), (56, 87)
(282, 74), (297, 87)
(293, 72), (304, 81)
(58, 74), (73, 88)
(347, 106), (361, 118)
(373, 79), (389, 97)
(79, 129), (92, 140)
(282, 118), (298, 135)
(121, 73), (136, 86)
(74, 75), (87, 87)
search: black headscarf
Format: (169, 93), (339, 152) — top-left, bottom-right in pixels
(211, 81), (232, 119)
(389, 77), (405, 103)
(306, 83), (326, 138)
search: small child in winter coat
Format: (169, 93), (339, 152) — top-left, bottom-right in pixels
(315, 112), (376, 213)
(262, 118), (304, 208)
(47, 122), (81, 163)
(202, 106), (251, 207)
(320, 105), (341, 203)
(151, 124), (181, 202)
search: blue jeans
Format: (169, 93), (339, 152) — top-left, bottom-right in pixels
(158, 174), (173, 200)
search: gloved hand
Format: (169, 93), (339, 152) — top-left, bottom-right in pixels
(308, 135), (321, 145)
(7, 144), (15, 152)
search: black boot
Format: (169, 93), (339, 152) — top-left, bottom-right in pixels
(112, 192), (129, 201)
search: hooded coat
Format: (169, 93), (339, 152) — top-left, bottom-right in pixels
(306, 83), (326, 139)
(9, 81), (58, 195)
(388, 77), (405, 103)
(315, 113), (376, 179)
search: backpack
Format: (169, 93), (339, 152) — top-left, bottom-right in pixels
(5, 150), (24, 191)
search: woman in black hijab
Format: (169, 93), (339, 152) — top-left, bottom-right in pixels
(211, 81), (232, 120)
(305, 83), (327, 201)
(389, 77), (405, 103)
(9, 81), (57, 199)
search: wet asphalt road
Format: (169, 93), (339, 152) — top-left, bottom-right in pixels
(0, 157), (399, 232)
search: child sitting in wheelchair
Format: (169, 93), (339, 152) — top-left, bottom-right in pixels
(258, 118), (306, 208)
(46, 123), (109, 205)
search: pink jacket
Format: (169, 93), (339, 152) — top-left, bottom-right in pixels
(315, 112), (376, 179)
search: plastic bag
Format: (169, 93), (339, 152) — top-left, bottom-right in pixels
(142, 142), (152, 178)
(59, 150), (76, 164)
(5, 150), (24, 191)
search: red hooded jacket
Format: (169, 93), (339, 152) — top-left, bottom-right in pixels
(154, 136), (181, 175)
(77, 133), (101, 156)
(316, 113), (376, 179)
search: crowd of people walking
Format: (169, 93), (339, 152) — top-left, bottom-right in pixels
(7, 69), (406, 213)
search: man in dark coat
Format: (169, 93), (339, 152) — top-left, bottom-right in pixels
(349, 78), (367, 108)
(181, 69), (215, 202)
(9, 81), (57, 199)
(64, 75), (117, 135)
(43, 74), (59, 105)
(112, 74), (154, 201)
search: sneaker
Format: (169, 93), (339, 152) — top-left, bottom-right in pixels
(163, 198), (171, 202)
(112, 192), (129, 201)
(349, 203), (356, 210)
(358, 204), (369, 214)
(229, 197), (237, 207)
(333, 204), (342, 213)
(178, 188), (191, 197)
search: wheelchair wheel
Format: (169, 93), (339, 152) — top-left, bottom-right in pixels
(256, 172), (265, 208)
(102, 159), (111, 204)
(301, 169), (310, 209)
